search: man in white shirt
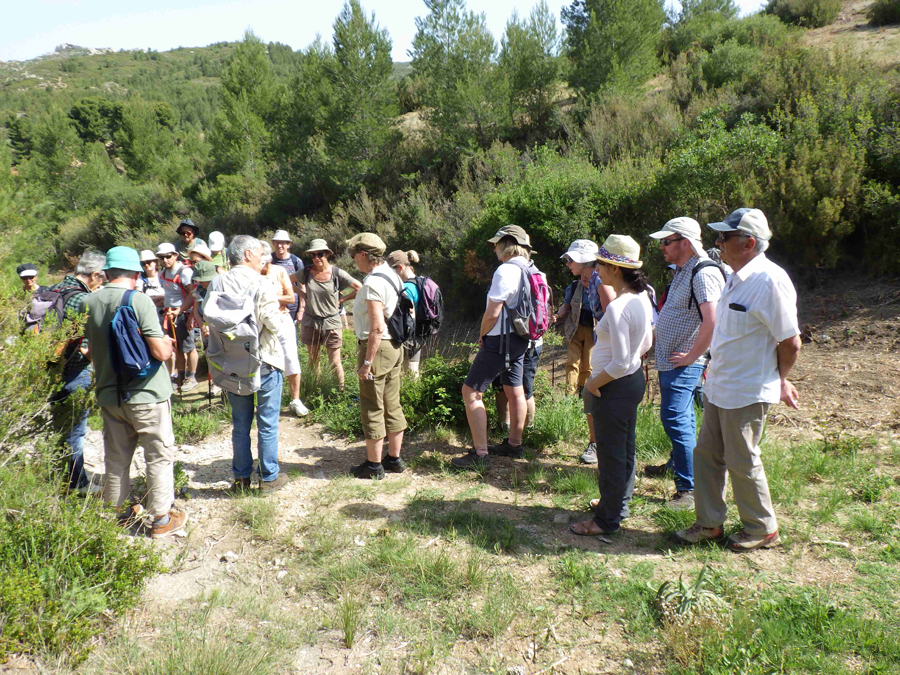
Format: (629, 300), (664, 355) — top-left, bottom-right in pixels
(157, 242), (199, 392)
(675, 208), (801, 552)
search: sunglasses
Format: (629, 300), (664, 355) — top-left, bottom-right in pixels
(141, 260), (155, 265)
(310, 251), (328, 258)
(660, 236), (685, 247)
(157, 254), (176, 260)
(716, 231), (748, 242)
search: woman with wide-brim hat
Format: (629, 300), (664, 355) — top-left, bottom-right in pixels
(570, 234), (655, 537)
(298, 238), (361, 391)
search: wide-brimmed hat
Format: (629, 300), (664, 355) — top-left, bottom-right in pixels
(208, 231), (225, 252)
(649, 217), (707, 259)
(345, 233), (386, 257)
(707, 208), (771, 241)
(103, 246), (142, 273)
(306, 238), (333, 255)
(487, 225), (531, 247)
(596, 235), (643, 269)
(386, 250), (409, 268)
(192, 260), (218, 282)
(139, 249), (156, 263)
(272, 229), (291, 242)
(156, 242), (177, 257)
(560, 239), (598, 264)
(16, 263), (38, 278)
(176, 218), (199, 235)
(190, 243), (212, 261)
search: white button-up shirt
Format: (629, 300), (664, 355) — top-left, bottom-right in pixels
(704, 253), (799, 409)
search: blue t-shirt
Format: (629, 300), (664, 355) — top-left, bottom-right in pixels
(403, 279), (419, 308)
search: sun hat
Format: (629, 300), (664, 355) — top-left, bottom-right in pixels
(272, 229), (291, 242)
(596, 235), (643, 269)
(156, 242), (177, 257)
(176, 218), (199, 235)
(16, 264), (38, 278)
(189, 243), (212, 261)
(139, 250), (156, 263)
(192, 260), (219, 283)
(345, 232), (386, 257)
(487, 225), (531, 247)
(707, 208), (771, 241)
(386, 250), (410, 268)
(103, 246), (142, 273)
(306, 238), (333, 254)
(208, 231), (225, 252)
(560, 239), (599, 264)
(649, 217), (707, 259)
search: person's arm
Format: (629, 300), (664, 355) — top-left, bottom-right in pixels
(587, 302), (633, 394)
(479, 300), (504, 343)
(777, 335), (802, 409)
(357, 299), (385, 381)
(147, 335), (175, 362)
(341, 278), (362, 304)
(596, 283), (615, 312)
(255, 283), (284, 334)
(274, 270), (293, 308)
(669, 301), (717, 367)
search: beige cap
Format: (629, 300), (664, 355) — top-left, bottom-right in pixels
(596, 234), (643, 269)
(139, 249), (156, 262)
(487, 224), (531, 247)
(190, 243), (212, 261)
(387, 250), (409, 267)
(708, 208), (772, 241)
(345, 232), (386, 257)
(649, 217), (707, 259)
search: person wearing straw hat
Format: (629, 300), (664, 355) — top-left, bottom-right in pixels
(675, 208), (800, 552)
(188, 242), (213, 265)
(570, 235), (654, 537)
(17, 263), (43, 294)
(208, 231), (229, 274)
(270, 230), (305, 323)
(299, 238), (361, 391)
(79, 246), (187, 538)
(174, 218), (206, 262)
(645, 217), (727, 511)
(136, 249), (165, 319)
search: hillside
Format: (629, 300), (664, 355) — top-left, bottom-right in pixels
(803, 0), (900, 69)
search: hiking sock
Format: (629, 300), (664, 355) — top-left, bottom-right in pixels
(475, 447), (488, 457)
(186, 371), (196, 379)
(153, 514), (171, 527)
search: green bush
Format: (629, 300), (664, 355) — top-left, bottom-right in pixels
(765, 0), (841, 28)
(701, 40), (763, 88)
(869, 0), (900, 26)
(400, 355), (471, 431)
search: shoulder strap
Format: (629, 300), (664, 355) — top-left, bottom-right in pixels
(332, 265), (341, 293)
(371, 271), (401, 297)
(688, 260), (725, 319)
(291, 254), (303, 273)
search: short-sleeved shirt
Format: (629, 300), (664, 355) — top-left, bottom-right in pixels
(654, 255), (726, 372)
(210, 251), (229, 272)
(81, 285), (173, 407)
(161, 263), (193, 309)
(704, 254), (800, 409)
(404, 280), (419, 309)
(271, 254), (303, 314)
(485, 256), (527, 337)
(353, 263), (402, 340)
(302, 266), (357, 331)
(174, 238), (207, 261)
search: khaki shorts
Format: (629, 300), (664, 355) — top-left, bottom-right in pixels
(301, 324), (343, 350)
(357, 340), (407, 440)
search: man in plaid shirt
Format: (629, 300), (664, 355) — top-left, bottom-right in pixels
(646, 218), (727, 510)
(47, 251), (107, 494)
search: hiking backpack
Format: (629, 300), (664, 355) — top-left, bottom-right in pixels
(413, 275), (444, 339)
(371, 272), (416, 347)
(687, 260), (727, 320)
(21, 286), (83, 334)
(502, 259), (551, 341)
(109, 290), (161, 404)
(202, 278), (263, 396)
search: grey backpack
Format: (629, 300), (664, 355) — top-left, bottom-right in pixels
(202, 277), (262, 395)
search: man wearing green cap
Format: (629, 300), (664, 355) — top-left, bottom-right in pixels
(80, 246), (187, 539)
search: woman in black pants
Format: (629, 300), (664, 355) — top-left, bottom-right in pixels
(570, 235), (655, 536)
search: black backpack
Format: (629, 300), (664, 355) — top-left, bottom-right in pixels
(372, 272), (415, 347)
(687, 260), (727, 320)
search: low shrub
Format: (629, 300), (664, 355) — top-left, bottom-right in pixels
(868, 0), (900, 26)
(765, 0), (841, 28)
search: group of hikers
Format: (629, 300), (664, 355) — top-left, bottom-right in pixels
(20, 207), (800, 552)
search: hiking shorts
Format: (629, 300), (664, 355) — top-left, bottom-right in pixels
(491, 342), (542, 400)
(464, 333), (529, 393)
(174, 313), (195, 353)
(301, 324), (343, 350)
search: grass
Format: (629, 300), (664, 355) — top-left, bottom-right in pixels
(232, 495), (279, 540)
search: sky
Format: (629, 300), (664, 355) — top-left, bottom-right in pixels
(1, 0), (768, 63)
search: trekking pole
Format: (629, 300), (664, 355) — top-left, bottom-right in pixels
(168, 316), (181, 402)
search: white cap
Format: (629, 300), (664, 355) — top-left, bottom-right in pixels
(190, 243), (212, 260)
(649, 217), (707, 259)
(139, 249), (156, 262)
(707, 208), (771, 241)
(560, 239), (599, 264)
(272, 229), (291, 242)
(156, 242), (177, 256)
(208, 231), (225, 252)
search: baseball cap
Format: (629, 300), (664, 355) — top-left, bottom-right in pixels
(103, 246), (142, 273)
(208, 231), (225, 252)
(156, 243), (177, 257)
(649, 217), (707, 258)
(560, 239), (598, 264)
(346, 232), (386, 257)
(487, 225), (531, 247)
(272, 229), (291, 242)
(16, 264), (38, 278)
(707, 208), (771, 241)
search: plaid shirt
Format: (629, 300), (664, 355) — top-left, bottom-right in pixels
(654, 255), (726, 372)
(45, 275), (92, 379)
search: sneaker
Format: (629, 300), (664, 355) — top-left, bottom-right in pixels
(579, 442), (597, 465)
(450, 450), (491, 472)
(673, 522), (725, 545)
(150, 511), (188, 539)
(227, 477), (253, 496)
(488, 438), (524, 459)
(260, 473), (290, 493)
(210, 384), (222, 396)
(116, 504), (146, 528)
(382, 456), (407, 473)
(290, 399), (309, 417)
(644, 463), (670, 478)
(76, 483), (103, 497)
(666, 491), (695, 511)
(351, 462), (385, 480)
(726, 530), (781, 552)
(180, 376), (199, 393)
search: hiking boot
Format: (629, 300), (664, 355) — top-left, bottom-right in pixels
(644, 463), (670, 478)
(673, 522), (724, 545)
(579, 442), (597, 464)
(180, 376), (199, 393)
(726, 530), (781, 552)
(260, 473), (290, 493)
(488, 438), (524, 459)
(382, 455), (407, 474)
(227, 477), (253, 495)
(150, 511), (188, 539)
(290, 399), (309, 417)
(666, 491), (695, 511)
(116, 504), (146, 528)
(451, 450), (491, 472)
(352, 462), (385, 480)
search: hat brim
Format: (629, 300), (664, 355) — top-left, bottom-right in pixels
(595, 250), (643, 269)
(104, 261), (143, 273)
(272, 237), (291, 243)
(305, 247), (333, 255)
(18, 271), (38, 278)
(707, 222), (738, 232)
(488, 235), (530, 247)
(560, 252), (596, 264)
(177, 225), (199, 234)
(648, 228), (675, 239)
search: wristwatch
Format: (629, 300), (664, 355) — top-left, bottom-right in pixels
(363, 359), (372, 367)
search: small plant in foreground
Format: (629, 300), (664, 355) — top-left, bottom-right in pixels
(656, 564), (727, 623)
(336, 589), (367, 648)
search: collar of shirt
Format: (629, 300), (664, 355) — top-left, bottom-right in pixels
(729, 252), (767, 287)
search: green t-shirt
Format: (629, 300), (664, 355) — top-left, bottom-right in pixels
(82, 285), (173, 408)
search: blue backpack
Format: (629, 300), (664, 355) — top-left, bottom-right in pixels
(109, 290), (160, 404)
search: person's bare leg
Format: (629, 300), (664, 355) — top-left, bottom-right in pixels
(526, 396), (536, 427)
(505, 384), (526, 447)
(327, 346), (344, 389)
(288, 373), (301, 400)
(587, 413), (596, 443)
(386, 430), (404, 458)
(463, 384), (488, 453)
(186, 349), (198, 374)
(495, 388), (509, 426)
(365, 437), (384, 463)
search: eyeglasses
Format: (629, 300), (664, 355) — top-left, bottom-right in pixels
(141, 261), (155, 266)
(716, 231), (748, 242)
(157, 254), (176, 260)
(660, 237), (685, 247)
(310, 252), (328, 258)
(273, 241), (289, 246)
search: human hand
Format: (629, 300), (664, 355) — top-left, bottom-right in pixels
(201, 325), (209, 338)
(780, 379), (799, 409)
(357, 364), (374, 381)
(668, 352), (693, 369)
(586, 377), (602, 397)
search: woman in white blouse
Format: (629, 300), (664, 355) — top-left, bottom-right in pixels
(571, 235), (654, 537)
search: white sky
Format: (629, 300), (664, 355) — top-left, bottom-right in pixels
(1, 0), (768, 63)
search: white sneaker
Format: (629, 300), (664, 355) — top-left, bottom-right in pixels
(290, 399), (309, 417)
(180, 376), (199, 393)
(209, 384), (222, 395)
(77, 483), (103, 497)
